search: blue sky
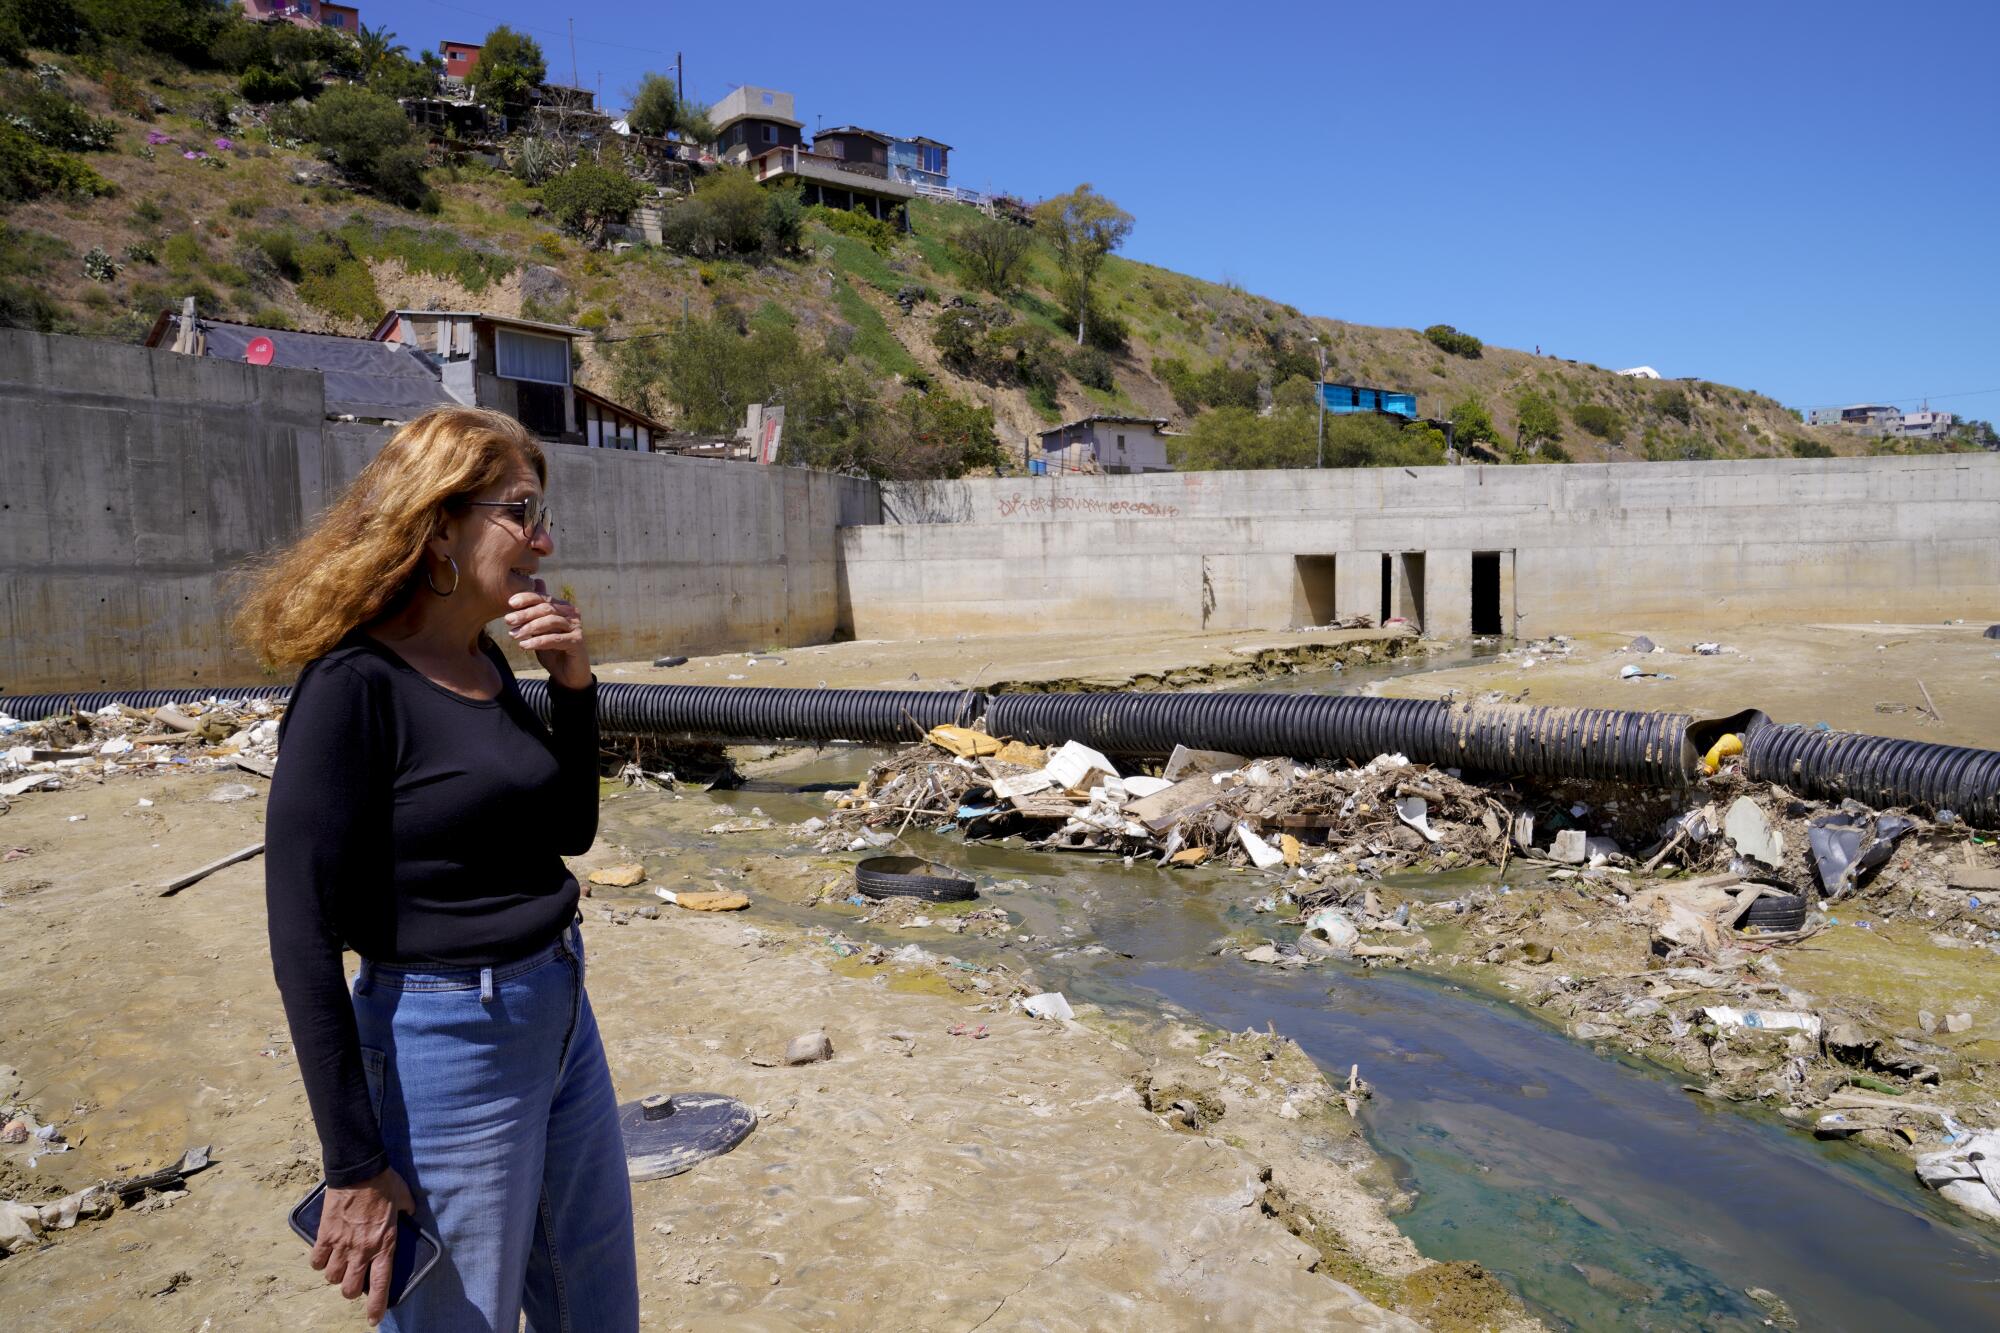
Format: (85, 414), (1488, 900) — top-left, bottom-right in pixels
(392, 0), (1998, 418)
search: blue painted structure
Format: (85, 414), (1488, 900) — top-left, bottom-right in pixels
(887, 136), (951, 190)
(1317, 382), (1418, 419)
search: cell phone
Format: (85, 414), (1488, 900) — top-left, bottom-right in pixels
(289, 1181), (442, 1309)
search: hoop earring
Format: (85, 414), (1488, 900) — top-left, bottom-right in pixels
(425, 554), (460, 597)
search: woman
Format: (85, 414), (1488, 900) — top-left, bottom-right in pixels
(242, 407), (638, 1330)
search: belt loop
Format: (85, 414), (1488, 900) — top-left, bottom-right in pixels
(353, 959), (374, 996)
(479, 966), (494, 1004)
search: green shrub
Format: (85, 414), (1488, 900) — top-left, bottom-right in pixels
(130, 196), (162, 224)
(300, 85), (433, 209)
(660, 167), (769, 256)
(540, 162), (639, 245)
(1569, 402), (1626, 442)
(1199, 363), (1260, 409)
(1788, 436), (1833, 458)
(763, 183), (805, 253)
(161, 228), (203, 272)
(506, 135), (565, 185)
(0, 274), (59, 328)
(1153, 355), (1202, 414)
(293, 233), (379, 323)
(7, 87), (115, 150)
(0, 122), (109, 199)
(1070, 344), (1116, 392)
(1513, 388), (1562, 450)
(336, 221), (513, 293)
(1423, 323), (1482, 358)
(7, 0), (92, 56)
(248, 226), (299, 279)
(226, 194), (265, 219)
(121, 240), (155, 265)
(1654, 384), (1692, 424)
(948, 211), (1032, 293)
(1448, 393), (1498, 444)
(807, 203), (896, 255)
(239, 65), (311, 104)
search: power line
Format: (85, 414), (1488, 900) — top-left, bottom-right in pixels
(404, 0), (680, 60)
(1799, 386), (2000, 412)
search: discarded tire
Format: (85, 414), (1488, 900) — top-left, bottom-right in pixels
(617, 1092), (756, 1182)
(1740, 893), (1808, 932)
(855, 856), (976, 902)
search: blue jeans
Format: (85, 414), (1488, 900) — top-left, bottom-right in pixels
(351, 924), (638, 1332)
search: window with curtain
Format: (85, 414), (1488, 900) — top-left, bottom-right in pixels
(495, 329), (569, 386)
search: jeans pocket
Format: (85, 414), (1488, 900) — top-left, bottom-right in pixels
(359, 1047), (387, 1122)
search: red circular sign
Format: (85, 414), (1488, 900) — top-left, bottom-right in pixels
(245, 336), (275, 366)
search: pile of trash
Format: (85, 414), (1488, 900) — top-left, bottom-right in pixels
(810, 724), (1532, 881)
(0, 697), (283, 809)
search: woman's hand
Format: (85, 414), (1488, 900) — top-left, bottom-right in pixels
(311, 1168), (417, 1326)
(505, 578), (592, 691)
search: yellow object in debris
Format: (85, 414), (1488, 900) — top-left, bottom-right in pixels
(1702, 733), (1744, 774)
(994, 741), (1046, 768)
(1169, 847), (1211, 867)
(675, 891), (750, 912)
(1280, 834), (1302, 867)
(587, 863), (647, 888)
(926, 725), (1003, 758)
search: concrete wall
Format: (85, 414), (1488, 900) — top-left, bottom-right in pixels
(847, 459), (2000, 639)
(0, 330), (880, 693)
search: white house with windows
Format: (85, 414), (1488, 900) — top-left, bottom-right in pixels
(1037, 414), (1174, 474)
(370, 309), (662, 448)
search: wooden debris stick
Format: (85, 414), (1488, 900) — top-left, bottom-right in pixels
(232, 755), (276, 779)
(159, 842), (265, 897)
(1917, 679), (1942, 723)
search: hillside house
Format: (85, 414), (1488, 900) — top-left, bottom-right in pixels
(1316, 382), (1418, 420)
(888, 135), (951, 190)
(1807, 404), (1901, 434)
(144, 306), (664, 448)
(1038, 415), (1174, 475)
(813, 126), (891, 173)
(142, 314), (454, 421)
(438, 39), (480, 84)
(1898, 407), (1956, 440)
(712, 86), (805, 163)
(239, 0), (361, 30)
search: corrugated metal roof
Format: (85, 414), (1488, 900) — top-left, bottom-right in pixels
(145, 315), (457, 421)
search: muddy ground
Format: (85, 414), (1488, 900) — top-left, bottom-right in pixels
(0, 625), (1535, 1333)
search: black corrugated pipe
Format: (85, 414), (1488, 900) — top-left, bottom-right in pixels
(3, 683), (982, 748)
(9, 681), (1996, 825)
(1746, 724), (2000, 827)
(0, 686), (294, 718)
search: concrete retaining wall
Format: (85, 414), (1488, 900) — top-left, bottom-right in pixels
(0, 330), (880, 693)
(846, 459), (2000, 639)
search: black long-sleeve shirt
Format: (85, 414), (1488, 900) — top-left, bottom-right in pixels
(265, 631), (599, 1187)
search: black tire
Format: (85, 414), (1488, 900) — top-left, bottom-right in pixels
(1740, 892), (1808, 931)
(855, 856), (976, 903)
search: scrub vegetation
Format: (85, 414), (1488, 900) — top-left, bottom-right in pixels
(1, 3), (1987, 475)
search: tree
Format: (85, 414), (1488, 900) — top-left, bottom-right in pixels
(466, 25), (545, 115)
(1513, 389), (1562, 451)
(354, 22), (406, 76)
(1449, 393), (1498, 445)
(865, 390), (1002, 480)
(541, 163), (639, 246)
(1032, 183), (1132, 346)
(949, 212), (1032, 294)
(625, 72), (711, 141)
(302, 86), (433, 209)
(1423, 323), (1482, 358)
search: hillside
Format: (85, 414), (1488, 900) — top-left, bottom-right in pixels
(1, 37), (1972, 476)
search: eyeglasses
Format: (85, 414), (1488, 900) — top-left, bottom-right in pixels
(466, 496), (554, 536)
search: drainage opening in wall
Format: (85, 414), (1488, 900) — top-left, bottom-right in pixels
(1379, 555), (1392, 626)
(1396, 552), (1427, 630)
(1472, 552), (1503, 635)
(1293, 556), (1338, 627)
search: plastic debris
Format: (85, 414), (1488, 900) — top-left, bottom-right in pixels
(1021, 992), (1074, 1022)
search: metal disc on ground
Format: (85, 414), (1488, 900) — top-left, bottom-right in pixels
(617, 1092), (756, 1182)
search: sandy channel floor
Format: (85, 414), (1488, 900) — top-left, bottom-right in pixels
(0, 767), (1446, 1332)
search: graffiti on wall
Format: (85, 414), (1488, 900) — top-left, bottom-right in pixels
(994, 492), (1182, 520)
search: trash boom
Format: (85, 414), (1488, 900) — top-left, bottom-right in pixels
(3, 685), (1993, 826)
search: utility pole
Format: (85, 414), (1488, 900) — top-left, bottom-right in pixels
(1311, 336), (1326, 468)
(676, 51), (684, 101)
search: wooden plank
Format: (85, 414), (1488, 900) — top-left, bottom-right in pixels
(1945, 867), (2000, 892)
(159, 842), (265, 897)
(1127, 775), (1226, 833)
